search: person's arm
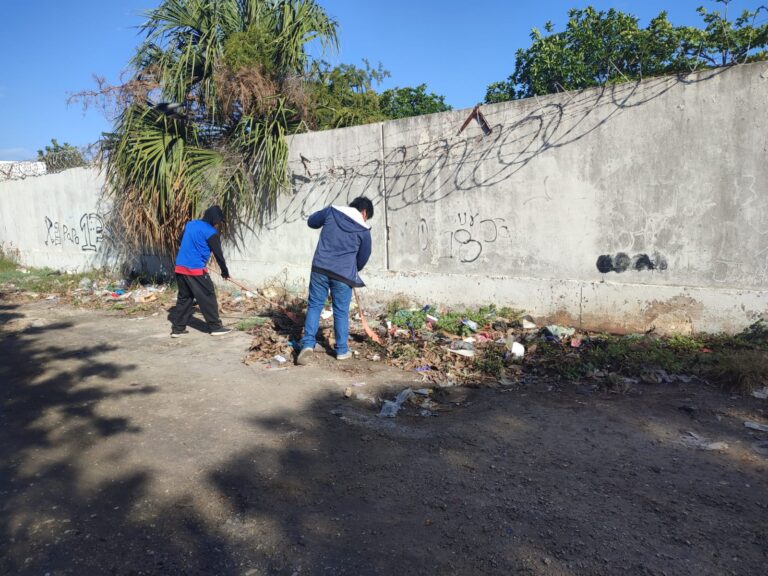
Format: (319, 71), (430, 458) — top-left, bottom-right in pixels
(206, 233), (229, 279)
(356, 231), (372, 272)
(307, 207), (329, 229)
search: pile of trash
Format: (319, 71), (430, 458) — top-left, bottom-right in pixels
(233, 291), (768, 395)
(74, 277), (169, 304)
(224, 286), (306, 368)
(350, 304), (533, 385)
(242, 321), (296, 369)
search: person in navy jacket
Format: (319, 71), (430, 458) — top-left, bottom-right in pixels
(170, 205), (231, 337)
(297, 196), (374, 363)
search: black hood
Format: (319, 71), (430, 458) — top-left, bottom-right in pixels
(202, 205), (225, 226)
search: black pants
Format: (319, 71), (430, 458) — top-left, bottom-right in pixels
(172, 273), (223, 332)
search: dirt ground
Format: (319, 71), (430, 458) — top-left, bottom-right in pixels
(1, 298), (767, 576)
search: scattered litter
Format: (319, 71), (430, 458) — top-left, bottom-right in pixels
(570, 338), (582, 348)
(414, 388), (431, 396)
(521, 316), (537, 330)
(545, 325), (576, 338)
(448, 349), (475, 358)
(752, 441), (768, 457)
(378, 388), (413, 418)
(542, 327), (560, 342)
(414, 365), (432, 372)
(451, 340), (474, 351)
(680, 431), (729, 451)
(462, 319), (478, 332)
(744, 421), (768, 433)
(371, 354), (381, 361)
(505, 339), (525, 359)
(320, 309), (333, 320)
(78, 277), (92, 291)
(752, 387), (768, 400)
(418, 397), (439, 411)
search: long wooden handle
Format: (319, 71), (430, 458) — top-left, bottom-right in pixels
(211, 270), (302, 324)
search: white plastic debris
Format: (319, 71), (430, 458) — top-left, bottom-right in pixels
(378, 388), (413, 418)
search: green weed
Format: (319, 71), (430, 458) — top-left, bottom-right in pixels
(236, 317), (269, 331)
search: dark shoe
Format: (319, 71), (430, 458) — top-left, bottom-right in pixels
(171, 329), (189, 338)
(296, 347), (314, 365)
(210, 327), (232, 336)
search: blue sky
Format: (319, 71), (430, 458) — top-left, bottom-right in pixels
(0, 0), (761, 160)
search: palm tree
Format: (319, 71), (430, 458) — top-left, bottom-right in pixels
(102, 0), (338, 253)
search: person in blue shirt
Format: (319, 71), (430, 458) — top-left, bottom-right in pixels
(170, 205), (231, 337)
(297, 196), (374, 363)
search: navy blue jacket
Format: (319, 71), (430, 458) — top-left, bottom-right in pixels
(309, 206), (372, 287)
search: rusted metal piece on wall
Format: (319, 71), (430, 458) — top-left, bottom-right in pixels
(457, 104), (492, 136)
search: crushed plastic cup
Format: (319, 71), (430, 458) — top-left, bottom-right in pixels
(462, 319), (478, 332)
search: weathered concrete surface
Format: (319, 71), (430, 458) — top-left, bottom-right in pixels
(0, 167), (111, 270)
(2, 64), (768, 333)
(2, 299), (768, 575)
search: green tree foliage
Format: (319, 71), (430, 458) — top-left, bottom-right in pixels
(37, 139), (86, 173)
(100, 0), (338, 253)
(485, 1), (768, 103)
(379, 84), (452, 119)
(309, 61), (451, 128)
(93, 0), (451, 252)
(310, 60), (390, 128)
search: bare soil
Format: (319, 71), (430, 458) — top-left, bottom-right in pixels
(1, 298), (767, 575)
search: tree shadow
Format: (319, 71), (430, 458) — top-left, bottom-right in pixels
(3, 294), (766, 574)
(200, 383), (768, 575)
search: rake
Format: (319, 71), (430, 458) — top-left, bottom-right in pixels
(212, 271), (302, 325)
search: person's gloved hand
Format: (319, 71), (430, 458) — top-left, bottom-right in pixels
(221, 267), (230, 280)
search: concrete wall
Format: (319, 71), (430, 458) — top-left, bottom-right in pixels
(0, 167), (113, 270)
(2, 63), (768, 333)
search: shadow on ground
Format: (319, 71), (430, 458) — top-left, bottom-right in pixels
(1, 297), (767, 576)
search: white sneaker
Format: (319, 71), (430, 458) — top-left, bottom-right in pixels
(210, 328), (232, 336)
(336, 351), (352, 361)
(297, 347), (314, 365)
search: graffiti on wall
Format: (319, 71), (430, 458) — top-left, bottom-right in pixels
(44, 212), (106, 252)
(596, 252), (668, 273)
(418, 212), (511, 264)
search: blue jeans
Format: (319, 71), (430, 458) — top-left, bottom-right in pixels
(300, 271), (353, 355)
